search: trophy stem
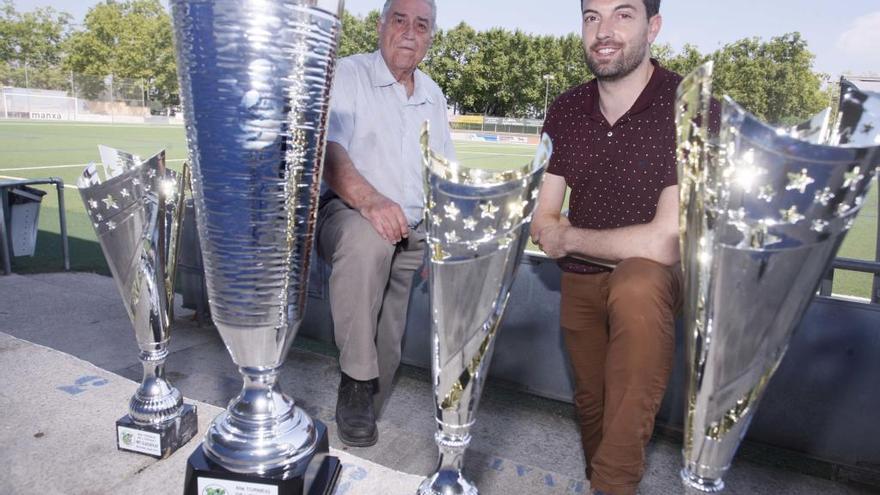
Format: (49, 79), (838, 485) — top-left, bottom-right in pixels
(204, 366), (317, 475)
(418, 427), (478, 495)
(680, 466), (725, 493)
(129, 346), (183, 425)
(228, 367), (295, 424)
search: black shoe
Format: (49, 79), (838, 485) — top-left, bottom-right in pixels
(335, 373), (378, 447)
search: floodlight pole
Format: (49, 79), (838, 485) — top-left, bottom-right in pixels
(542, 74), (555, 119)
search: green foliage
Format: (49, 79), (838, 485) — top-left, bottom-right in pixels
(654, 42), (706, 78)
(64, 0), (177, 106)
(710, 33), (828, 125)
(0, 1), (837, 123)
(336, 13), (828, 123)
(338, 9), (379, 57)
(0, 0), (72, 89)
(423, 22), (481, 112)
(0, 0), (71, 66)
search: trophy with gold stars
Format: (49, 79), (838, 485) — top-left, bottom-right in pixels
(78, 146), (197, 459)
(676, 62), (880, 493)
(417, 123), (551, 495)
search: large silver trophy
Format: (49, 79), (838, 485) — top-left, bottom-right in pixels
(417, 124), (551, 494)
(171, 1), (343, 493)
(677, 62), (880, 492)
(78, 146), (197, 458)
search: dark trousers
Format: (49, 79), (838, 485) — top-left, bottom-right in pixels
(560, 258), (682, 495)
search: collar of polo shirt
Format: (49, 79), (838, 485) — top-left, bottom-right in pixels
(370, 50), (433, 105)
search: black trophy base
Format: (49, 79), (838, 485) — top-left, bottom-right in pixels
(116, 403), (198, 459)
(183, 419), (341, 495)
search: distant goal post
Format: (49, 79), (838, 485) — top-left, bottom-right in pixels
(0, 90), (79, 121)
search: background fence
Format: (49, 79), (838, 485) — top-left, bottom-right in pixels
(0, 66), (180, 124)
(450, 114), (544, 135)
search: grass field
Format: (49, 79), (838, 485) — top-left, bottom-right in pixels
(1, 120), (877, 299)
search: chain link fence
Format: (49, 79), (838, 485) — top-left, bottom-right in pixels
(0, 64), (179, 124)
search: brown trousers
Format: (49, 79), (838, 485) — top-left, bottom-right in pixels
(560, 258), (682, 495)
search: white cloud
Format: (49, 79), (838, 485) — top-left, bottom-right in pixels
(836, 11), (880, 64)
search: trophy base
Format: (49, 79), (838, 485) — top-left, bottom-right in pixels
(680, 467), (725, 493)
(116, 403), (198, 459)
(418, 469), (479, 495)
(183, 420), (341, 495)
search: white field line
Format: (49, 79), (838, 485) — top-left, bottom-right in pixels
(453, 141), (537, 147)
(455, 144), (537, 150)
(0, 158), (186, 172)
(0, 174), (80, 189)
(0, 120), (183, 129)
(458, 151), (535, 158)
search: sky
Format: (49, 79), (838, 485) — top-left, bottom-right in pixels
(12, 0), (880, 77)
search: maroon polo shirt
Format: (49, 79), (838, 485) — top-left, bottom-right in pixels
(542, 59), (682, 274)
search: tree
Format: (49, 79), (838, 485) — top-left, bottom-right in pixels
(65, 0), (177, 106)
(423, 22), (479, 113)
(556, 33), (592, 96)
(338, 9), (379, 58)
(0, 0), (72, 89)
(654, 42), (705, 78)
(711, 33), (827, 125)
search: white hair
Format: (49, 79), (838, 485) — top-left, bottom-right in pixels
(379, 0), (438, 34)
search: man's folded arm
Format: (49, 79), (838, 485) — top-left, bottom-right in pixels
(534, 182), (680, 266)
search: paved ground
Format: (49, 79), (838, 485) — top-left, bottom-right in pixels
(0, 331), (422, 495)
(0, 271), (876, 494)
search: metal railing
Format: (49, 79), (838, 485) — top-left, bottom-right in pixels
(0, 177), (69, 275)
(820, 257), (880, 304)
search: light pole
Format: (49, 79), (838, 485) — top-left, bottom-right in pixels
(542, 73), (555, 119)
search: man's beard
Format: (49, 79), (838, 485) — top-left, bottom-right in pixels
(584, 41), (649, 82)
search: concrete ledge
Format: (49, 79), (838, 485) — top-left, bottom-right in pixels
(0, 331), (422, 495)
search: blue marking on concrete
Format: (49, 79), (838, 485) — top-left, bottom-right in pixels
(567, 479), (586, 493)
(334, 462), (369, 494)
(57, 375), (109, 395)
(516, 465), (533, 477)
(335, 481), (352, 495)
(349, 465), (368, 481)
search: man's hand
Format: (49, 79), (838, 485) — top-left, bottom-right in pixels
(533, 216), (571, 259)
(322, 143), (410, 244)
(358, 191), (409, 243)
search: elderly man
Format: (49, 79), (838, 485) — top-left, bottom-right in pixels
(531, 0), (682, 494)
(316, 0), (454, 447)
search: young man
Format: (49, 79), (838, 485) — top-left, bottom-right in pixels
(317, 0), (455, 447)
(531, 1), (681, 494)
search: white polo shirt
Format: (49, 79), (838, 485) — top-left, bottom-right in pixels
(326, 50), (456, 225)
